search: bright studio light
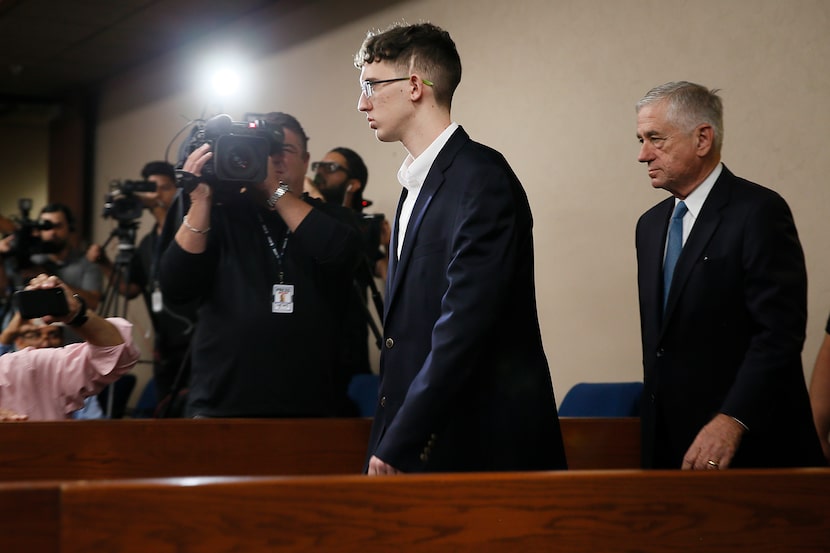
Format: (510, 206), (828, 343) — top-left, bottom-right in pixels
(209, 68), (241, 97)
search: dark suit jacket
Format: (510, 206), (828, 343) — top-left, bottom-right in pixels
(365, 127), (567, 473)
(636, 165), (824, 468)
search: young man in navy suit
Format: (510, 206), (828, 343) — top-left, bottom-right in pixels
(635, 81), (824, 469)
(355, 22), (567, 474)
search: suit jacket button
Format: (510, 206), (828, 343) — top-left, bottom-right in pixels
(385, 338), (394, 348)
(420, 453), (427, 461)
(656, 348), (665, 358)
(380, 396), (387, 408)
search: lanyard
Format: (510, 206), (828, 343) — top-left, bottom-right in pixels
(257, 211), (290, 284)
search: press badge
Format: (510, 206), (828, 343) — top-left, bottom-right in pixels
(151, 289), (163, 313)
(272, 284), (294, 313)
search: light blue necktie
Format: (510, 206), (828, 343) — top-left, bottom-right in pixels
(663, 201), (688, 310)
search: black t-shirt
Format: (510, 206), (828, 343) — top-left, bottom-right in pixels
(129, 227), (198, 352)
(159, 193), (362, 417)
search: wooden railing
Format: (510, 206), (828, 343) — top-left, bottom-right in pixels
(0, 417), (827, 552)
(0, 417), (640, 481)
(2, 468), (828, 552)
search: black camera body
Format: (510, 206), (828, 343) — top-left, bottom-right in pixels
(358, 213), (385, 261)
(3, 199), (60, 269)
(183, 114), (284, 187)
(102, 180), (158, 222)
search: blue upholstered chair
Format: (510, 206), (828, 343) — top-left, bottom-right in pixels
(347, 373), (380, 417)
(131, 377), (158, 418)
(557, 381), (644, 417)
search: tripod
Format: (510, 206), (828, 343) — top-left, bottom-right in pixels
(354, 255), (384, 350)
(97, 220), (139, 417)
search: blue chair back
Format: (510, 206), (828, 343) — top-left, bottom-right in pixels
(347, 373), (380, 417)
(132, 377), (158, 418)
(558, 381), (643, 417)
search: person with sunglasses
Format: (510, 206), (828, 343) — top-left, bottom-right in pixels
(355, 22), (567, 475)
(311, 147), (391, 276)
(310, 148), (390, 410)
(310, 149), (366, 211)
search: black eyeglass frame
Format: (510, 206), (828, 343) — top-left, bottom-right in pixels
(311, 161), (351, 176)
(360, 77), (410, 98)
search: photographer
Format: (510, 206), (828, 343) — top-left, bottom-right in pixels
(32, 203), (103, 311)
(0, 273), (139, 421)
(87, 161), (197, 406)
(160, 112), (362, 418)
(311, 147), (391, 280)
(0, 310), (103, 419)
(1, 203), (102, 336)
(310, 148), (389, 398)
(1, 202), (54, 303)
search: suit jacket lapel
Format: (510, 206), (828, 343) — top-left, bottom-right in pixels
(385, 127), (469, 319)
(661, 167), (731, 329)
(384, 188), (408, 321)
(643, 199), (674, 328)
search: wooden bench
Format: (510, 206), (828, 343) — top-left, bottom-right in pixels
(5, 468), (827, 552)
(0, 417), (640, 481)
(0, 481), (61, 552)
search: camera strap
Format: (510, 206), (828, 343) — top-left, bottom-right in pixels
(257, 211), (294, 314)
(256, 211), (290, 284)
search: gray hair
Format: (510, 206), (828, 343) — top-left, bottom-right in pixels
(636, 81), (724, 152)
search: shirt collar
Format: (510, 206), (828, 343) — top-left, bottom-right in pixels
(397, 122), (459, 191)
(675, 162), (722, 219)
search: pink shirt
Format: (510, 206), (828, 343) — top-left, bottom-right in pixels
(0, 318), (140, 420)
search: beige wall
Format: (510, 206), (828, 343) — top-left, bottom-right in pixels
(0, 124), (48, 220)
(91, 0), (830, 405)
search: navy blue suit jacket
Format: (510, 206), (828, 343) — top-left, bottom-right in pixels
(636, 166), (824, 468)
(365, 127), (567, 472)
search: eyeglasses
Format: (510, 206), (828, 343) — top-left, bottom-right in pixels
(359, 77), (435, 98)
(360, 77), (408, 98)
(311, 161), (349, 175)
(19, 329), (63, 342)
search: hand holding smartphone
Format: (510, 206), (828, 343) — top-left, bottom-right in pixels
(14, 288), (70, 320)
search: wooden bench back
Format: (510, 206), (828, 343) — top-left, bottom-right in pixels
(52, 468), (830, 552)
(0, 417), (640, 481)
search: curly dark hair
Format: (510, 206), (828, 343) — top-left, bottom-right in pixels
(354, 22), (461, 108)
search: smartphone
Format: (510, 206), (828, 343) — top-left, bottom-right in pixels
(14, 288), (70, 320)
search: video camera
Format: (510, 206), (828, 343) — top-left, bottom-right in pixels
(180, 114), (284, 189)
(358, 213), (385, 258)
(2, 199), (60, 269)
(102, 179), (157, 223)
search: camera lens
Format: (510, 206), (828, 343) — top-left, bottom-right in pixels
(224, 145), (256, 177)
(214, 135), (269, 183)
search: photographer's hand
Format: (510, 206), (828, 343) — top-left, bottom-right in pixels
(86, 243), (106, 264)
(0, 311), (23, 346)
(25, 274), (124, 347)
(259, 156), (311, 231)
(0, 407), (28, 421)
(0, 234), (13, 255)
(176, 143), (213, 254)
